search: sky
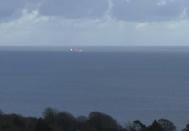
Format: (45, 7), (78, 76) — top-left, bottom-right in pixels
(0, 0), (189, 46)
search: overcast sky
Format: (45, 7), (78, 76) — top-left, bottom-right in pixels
(0, 0), (189, 46)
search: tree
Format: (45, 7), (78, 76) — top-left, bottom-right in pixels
(182, 123), (189, 131)
(147, 120), (165, 131)
(86, 112), (120, 131)
(126, 120), (146, 131)
(35, 118), (52, 131)
(157, 119), (176, 131)
(55, 112), (77, 131)
(43, 107), (58, 123)
(77, 115), (88, 130)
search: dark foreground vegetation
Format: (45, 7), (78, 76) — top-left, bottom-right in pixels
(0, 108), (188, 131)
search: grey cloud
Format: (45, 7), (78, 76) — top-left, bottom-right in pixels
(39, 0), (108, 18)
(112, 0), (188, 21)
(1, 0), (189, 22)
(1, 2), (189, 46)
(0, 0), (26, 19)
(38, 0), (189, 21)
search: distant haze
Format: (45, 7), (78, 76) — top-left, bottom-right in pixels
(0, 0), (189, 46)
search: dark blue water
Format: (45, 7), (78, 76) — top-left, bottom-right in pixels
(0, 50), (189, 128)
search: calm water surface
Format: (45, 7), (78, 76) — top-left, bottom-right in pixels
(0, 50), (189, 128)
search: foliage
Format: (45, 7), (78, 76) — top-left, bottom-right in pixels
(157, 119), (176, 131)
(0, 108), (187, 131)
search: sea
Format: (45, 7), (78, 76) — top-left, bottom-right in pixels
(0, 46), (189, 129)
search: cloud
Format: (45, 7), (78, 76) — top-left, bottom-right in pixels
(157, 0), (167, 6)
(38, 0), (108, 19)
(1, 7), (189, 46)
(179, 7), (188, 19)
(104, 0), (114, 19)
(1, 0), (189, 22)
(135, 22), (149, 29)
(0, 9), (49, 45)
(124, 0), (131, 3)
(1, 0), (189, 46)
(112, 0), (187, 21)
(157, 0), (177, 6)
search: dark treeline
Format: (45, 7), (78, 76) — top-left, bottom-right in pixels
(0, 108), (188, 131)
